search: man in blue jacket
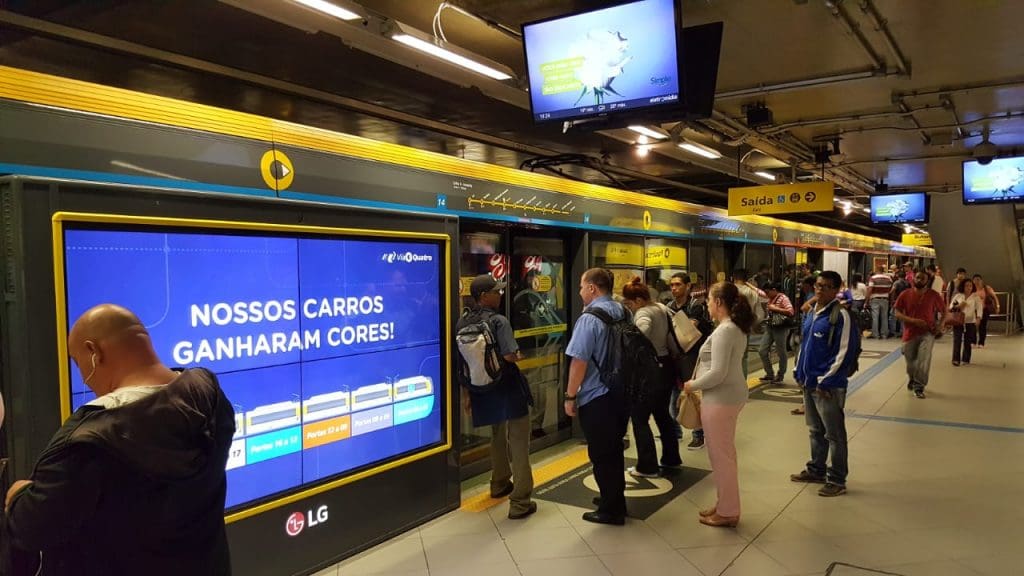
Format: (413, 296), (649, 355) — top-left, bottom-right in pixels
(791, 271), (860, 497)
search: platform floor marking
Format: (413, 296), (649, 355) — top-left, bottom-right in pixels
(460, 446), (591, 512)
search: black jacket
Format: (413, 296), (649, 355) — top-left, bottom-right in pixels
(5, 368), (235, 576)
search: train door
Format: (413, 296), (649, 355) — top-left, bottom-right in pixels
(708, 241), (745, 284)
(590, 235), (644, 296)
(456, 224), (571, 477)
(509, 233), (569, 447)
(644, 237), (688, 303)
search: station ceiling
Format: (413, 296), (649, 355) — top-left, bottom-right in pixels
(3, 0), (1023, 241)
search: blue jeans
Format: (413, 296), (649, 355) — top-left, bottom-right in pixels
(803, 387), (848, 486)
(758, 326), (790, 380)
(869, 298), (889, 339)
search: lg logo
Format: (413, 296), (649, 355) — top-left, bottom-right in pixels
(285, 505), (329, 537)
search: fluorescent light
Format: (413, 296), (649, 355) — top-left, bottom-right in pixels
(636, 145), (651, 158)
(391, 34), (513, 80)
(289, 0), (362, 21)
(754, 171), (777, 182)
(678, 142), (722, 159)
(637, 135), (650, 145)
(628, 125), (668, 140)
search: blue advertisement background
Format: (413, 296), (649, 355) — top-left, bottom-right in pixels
(524, 0), (679, 116)
(870, 193), (928, 223)
(62, 226), (445, 510)
(963, 157), (1024, 204)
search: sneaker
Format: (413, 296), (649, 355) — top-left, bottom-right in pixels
(687, 434), (705, 450)
(772, 376), (785, 385)
(758, 376), (774, 383)
(790, 470), (827, 483)
(818, 483), (847, 497)
(627, 466), (660, 478)
(952, 361), (960, 366)
(508, 501), (537, 520)
(907, 380), (914, 390)
(914, 388), (926, 399)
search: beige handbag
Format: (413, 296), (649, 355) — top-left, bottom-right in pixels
(677, 391), (702, 430)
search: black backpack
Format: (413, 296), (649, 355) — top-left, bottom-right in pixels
(584, 306), (663, 405)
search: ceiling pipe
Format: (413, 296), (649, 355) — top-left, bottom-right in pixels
(714, 68), (890, 100)
(825, 0), (886, 71)
(812, 110), (1024, 137)
(858, 0), (910, 76)
(759, 105), (944, 134)
(894, 77), (1024, 99)
(800, 152), (972, 169)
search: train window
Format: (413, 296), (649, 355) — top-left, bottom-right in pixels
(591, 236), (644, 298)
(644, 238), (687, 304)
(746, 244), (773, 288)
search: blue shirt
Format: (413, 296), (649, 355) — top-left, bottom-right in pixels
(565, 295), (626, 407)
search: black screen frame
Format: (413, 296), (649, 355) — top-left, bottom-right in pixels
(869, 192), (930, 224)
(961, 157), (1024, 206)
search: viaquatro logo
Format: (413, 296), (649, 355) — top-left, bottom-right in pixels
(381, 251), (433, 264)
(285, 505), (329, 537)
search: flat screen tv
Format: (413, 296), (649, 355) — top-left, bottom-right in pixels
(870, 192), (928, 224)
(54, 213), (450, 513)
(522, 0), (683, 124)
(963, 156), (1024, 204)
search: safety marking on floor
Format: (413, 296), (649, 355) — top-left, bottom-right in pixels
(847, 346), (904, 396)
(847, 413), (1024, 434)
(533, 457), (710, 520)
(459, 446), (591, 512)
(750, 384), (804, 404)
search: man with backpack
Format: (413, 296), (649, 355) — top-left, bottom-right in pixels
(564, 268), (638, 526)
(456, 275), (536, 520)
(791, 271), (861, 498)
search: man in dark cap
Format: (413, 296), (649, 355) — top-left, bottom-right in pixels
(456, 275), (536, 519)
(4, 304), (234, 575)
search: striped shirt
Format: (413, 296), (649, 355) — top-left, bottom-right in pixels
(868, 273), (893, 298)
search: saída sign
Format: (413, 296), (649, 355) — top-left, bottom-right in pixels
(728, 182), (834, 217)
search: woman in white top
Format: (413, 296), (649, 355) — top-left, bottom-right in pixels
(622, 278), (682, 477)
(683, 282), (754, 528)
(950, 278), (983, 366)
(850, 274), (868, 314)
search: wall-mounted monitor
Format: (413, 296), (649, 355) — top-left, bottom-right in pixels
(963, 156), (1024, 204)
(870, 192), (928, 224)
(522, 0), (683, 124)
(54, 213), (450, 513)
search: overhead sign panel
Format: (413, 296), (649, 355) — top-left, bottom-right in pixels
(901, 233), (933, 246)
(728, 182), (834, 216)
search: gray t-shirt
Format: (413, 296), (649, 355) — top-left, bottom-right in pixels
(634, 303), (673, 357)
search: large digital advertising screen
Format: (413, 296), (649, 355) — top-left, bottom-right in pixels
(963, 156), (1024, 204)
(56, 214), (449, 511)
(522, 0), (682, 123)
(870, 192), (928, 224)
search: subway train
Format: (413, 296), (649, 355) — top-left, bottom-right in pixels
(0, 66), (934, 576)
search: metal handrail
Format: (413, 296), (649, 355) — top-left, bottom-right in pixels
(987, 291), (1018, 336)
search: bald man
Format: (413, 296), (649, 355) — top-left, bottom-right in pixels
(4, 304), (235, 576)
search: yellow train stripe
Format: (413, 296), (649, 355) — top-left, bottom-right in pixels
(460, 446), (591, 512)
(517, 353), (561, 371)
(513, 324), (567, 339)
(0, 65), (932, 253)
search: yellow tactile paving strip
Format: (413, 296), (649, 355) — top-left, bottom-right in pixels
(460, 446), (591, 512)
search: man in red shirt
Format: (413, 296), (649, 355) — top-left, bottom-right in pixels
(894, 271), (950, 399)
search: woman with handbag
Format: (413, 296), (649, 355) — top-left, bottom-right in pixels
(972, 274), (999, 347)
(950, 278), (983, 365)
(758, 282), (795, 385)
(622, 278), (682, 477)
(682, 282), (753, 528)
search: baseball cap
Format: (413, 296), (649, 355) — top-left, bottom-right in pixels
(470, 274), (506, 298)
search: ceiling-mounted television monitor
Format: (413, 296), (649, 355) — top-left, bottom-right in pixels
(522, 0), (684, 124)
(963, 156), (1024, 204)
(870, 192), (928, 224)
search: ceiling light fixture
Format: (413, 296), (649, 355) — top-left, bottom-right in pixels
(754, 171), (777, 182)
(678, 142), (722, 159)
(289, 0), (362, 21)
(636, 145), (651, 158)
(390, 28), (514, 80)
(628, 125), (668, 140)
(637, 135), (650, 146)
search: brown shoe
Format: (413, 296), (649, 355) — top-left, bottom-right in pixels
(699, 506), (716, 518)
(699, 513), (739, 528)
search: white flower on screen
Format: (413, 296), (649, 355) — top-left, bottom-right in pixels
(569, 29), (632, 105)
